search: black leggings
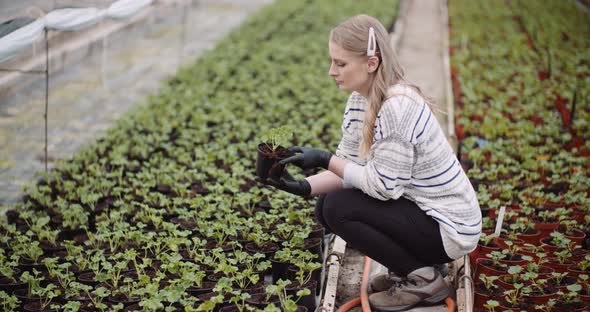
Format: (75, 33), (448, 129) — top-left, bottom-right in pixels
(315, 188), (452, 276)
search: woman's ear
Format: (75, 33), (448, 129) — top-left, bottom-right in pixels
(367, 56), (380, 73)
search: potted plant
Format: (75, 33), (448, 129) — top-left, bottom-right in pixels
(499, 283), (535, 311)
(568, 255), (590, 277)
(552, 284), (588, 311)
(0, 252), (24, 290)
(265, 279), (310, 312)
(577, 274), (590, 306)
(14, 269), (44, 303)
(22, 283), (62, 312)
(483, 299), (500, 312)
(474, 274), (503, 311)
(475, 250), (508, 277)
(0, 291), (20, 311)
(256, 126), (294, 182)
(219, 291), (254, 312)
(469, 232), (500, 268)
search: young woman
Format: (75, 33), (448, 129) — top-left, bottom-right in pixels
(264, 14), (481, 311)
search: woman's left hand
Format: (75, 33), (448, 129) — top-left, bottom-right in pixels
(266, 169), (311, 197)
(280, 146), (332, 170)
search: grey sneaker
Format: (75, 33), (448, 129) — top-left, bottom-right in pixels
(368, 266), (450, 312)
(369, 263), (449, 293)
(370, 271), (403, 293)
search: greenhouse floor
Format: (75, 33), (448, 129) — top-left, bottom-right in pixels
(1, 0), (466, 311)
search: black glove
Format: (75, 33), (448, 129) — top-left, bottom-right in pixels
(279, 146), (332, 170)
(267, 169), (311, 197)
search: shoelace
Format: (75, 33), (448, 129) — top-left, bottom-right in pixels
(386, 276), (418, 295)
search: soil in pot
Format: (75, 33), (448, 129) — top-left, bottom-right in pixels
(77, 271), (99, 286)
(552, 300), (587, 312)
(469, 242), (501, 269)
(19, 258), (48, 273)
(108, 293), (141, 307)
(473, 282), (503, 311)
(0, 276), (25, 292)
(186, 281), (216, 296)
(474, 258), (507, 277)
(188, 181), (210, 195)
(545, 257), (576, 274)
(22, 301), (61, 312)
(12, 288), (40, 304)
(245, 242), (279, 261)
(245, 293), (280, 309)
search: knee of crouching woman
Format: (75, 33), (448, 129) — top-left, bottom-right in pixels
(321, 189), (355, 229)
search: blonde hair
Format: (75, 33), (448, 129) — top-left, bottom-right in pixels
(329, 15), (436, 157)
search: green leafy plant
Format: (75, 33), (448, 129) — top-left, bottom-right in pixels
(503, 283), (525, 307)
(43, 257), (75, 290)
(20, 269), (44, 298)
(32, 283), (62, 311)
(261, 126), (294, 152)
(266, 279), (311, 312)
(479, 274), (498, 291)
(229, 291), (253, 312)
(290, 250), (322, 287)
(483, 299), (499, 312)
(556, 284), (582, 304)
(0, 291), (20, 311)
(503, 265), (522, 284)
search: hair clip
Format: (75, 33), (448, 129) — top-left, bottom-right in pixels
(367, 27), (376, 57)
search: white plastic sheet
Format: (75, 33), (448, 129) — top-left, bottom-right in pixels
(0, 0), (155, 64)
(107, 0), (153, 20)
(0, 18), (44, 63)
(44, 8), (106, 31)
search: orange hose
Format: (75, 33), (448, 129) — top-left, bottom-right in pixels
(445, 296), (456, 311)
(337, 256), (456, 312)
(337, 297), (361, 312)
(337, 256), (372, 312)
(360, 256), (372, 312)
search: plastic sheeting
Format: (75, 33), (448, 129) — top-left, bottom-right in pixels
(44, 8), (106, 31)
(107, 0), (153, 20)
(0, 17), (35, 39)
(0, 18), (44, 63)
(0, 0), (154, 64)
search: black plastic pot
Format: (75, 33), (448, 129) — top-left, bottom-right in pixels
(186, 281), (216, 296)
(0, 276), (25, 293)
(244, 241), (279, 262)
(286, 280), (318, 312)
(287, 266), (322, 296)
(256, 143), (291, 182)
(270, 257), (289, 284)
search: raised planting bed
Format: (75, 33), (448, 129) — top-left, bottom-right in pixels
(0, 0), (399, 311)
(449, 0), (590, 311)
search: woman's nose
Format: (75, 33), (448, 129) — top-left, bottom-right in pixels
(328, 63), (337, 77)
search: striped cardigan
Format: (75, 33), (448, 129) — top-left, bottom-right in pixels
(339, 84), (482, 259)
